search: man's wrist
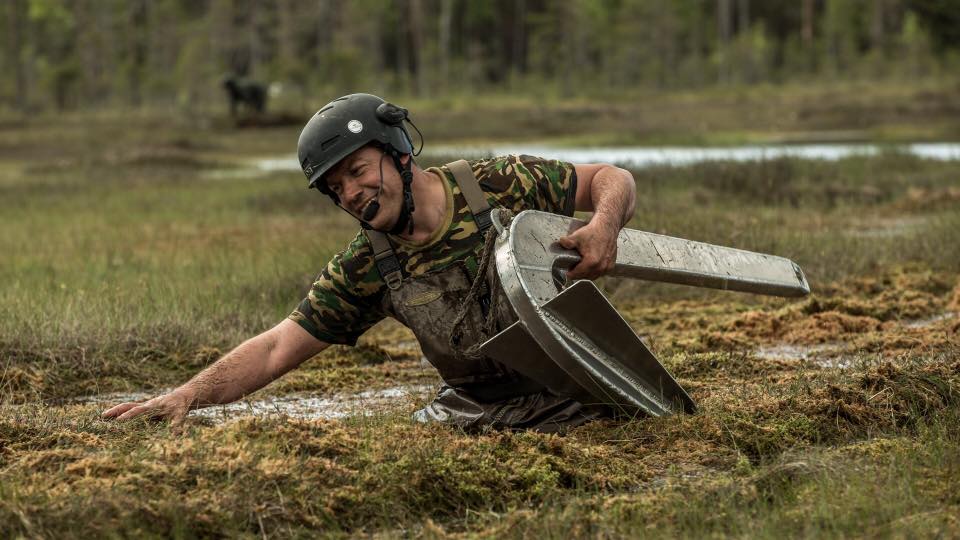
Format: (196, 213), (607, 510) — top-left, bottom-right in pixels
(592, 210), (624, 232)
(170, 386), (200, 409)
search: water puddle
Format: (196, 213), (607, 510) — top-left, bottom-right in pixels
(247, 142), (960, 175)
(83, 384), (435, 423)
(845, 216), (928, 238)
(754, 343), (839, 361)
(201, 168), (264, 180)
(904, 312), (956, 328)
(753, 312), (955, 369)
(433, 142), (960, 167)
(194, 385), (434, 422)
(754, 343), (852, 368)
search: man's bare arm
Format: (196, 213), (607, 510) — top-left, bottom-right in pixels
(558, 164), (637, 280)
(102, 319), (328, 424)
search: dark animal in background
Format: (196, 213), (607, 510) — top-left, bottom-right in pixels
(222, 76), (267, 116)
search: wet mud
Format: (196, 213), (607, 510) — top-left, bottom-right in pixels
(77, 385), (435, 424)
(620, 269), (959, 369)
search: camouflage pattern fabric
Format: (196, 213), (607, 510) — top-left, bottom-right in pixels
(289, 155), (578, 344)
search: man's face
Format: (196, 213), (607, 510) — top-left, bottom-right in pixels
(323, 145), (408, 229)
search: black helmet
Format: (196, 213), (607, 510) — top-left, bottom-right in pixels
(298, 93), (414, 196)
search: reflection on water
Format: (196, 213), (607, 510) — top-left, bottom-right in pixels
(84, 384), (435, 423)
(451, 142), (960, 166)
(192, 384), (433, 422)
(251, 142), (960, 173)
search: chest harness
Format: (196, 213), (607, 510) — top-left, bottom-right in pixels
(361, 161), (534, 400)
(363, 159), (494, 291)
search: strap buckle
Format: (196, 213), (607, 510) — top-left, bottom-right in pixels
(374, 252), (403, 290)
(474, 208), (493, 231)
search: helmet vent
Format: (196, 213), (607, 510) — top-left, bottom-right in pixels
(320, 135), (339, 150)
(318, 105), (334, 114)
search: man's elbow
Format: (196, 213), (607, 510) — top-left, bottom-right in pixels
(265, 319), (328, 377)
(600, 165), (635, 190)
(610, 166), (637, 215)
(613, 165), (634, 183)
(576, 163), (636, 213)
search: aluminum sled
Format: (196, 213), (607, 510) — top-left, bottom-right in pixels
(480, 210), (810, 417)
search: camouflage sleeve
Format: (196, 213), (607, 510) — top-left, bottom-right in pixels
(476, 155), (578, 216)
(288, 232), (387, 345)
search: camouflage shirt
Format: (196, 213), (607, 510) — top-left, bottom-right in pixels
(289, 155), (578, 345)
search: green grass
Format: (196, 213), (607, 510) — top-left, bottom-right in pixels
(399, 77), (960, 146)
(2, 355), (957, 537)
(1, 94), (959, 537)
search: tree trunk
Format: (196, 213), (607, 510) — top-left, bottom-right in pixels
(7, 0), (28, 112)
(408, 0), (424, 96)
(737, 0), (749, 33)
(717, 0), (732, 43)
(394, 0), (409, 89)
(717, 0), (732, 83)
(560, 2), (575, 97)
(871, 0), (885, 52)
(512, 0), (527, 75)
(801, 0), (814, 48)
(248, 2), (261, 80)
(128, 0), (149, 107)
(277, 0), (297, 76)
(438, 0), (452, 86)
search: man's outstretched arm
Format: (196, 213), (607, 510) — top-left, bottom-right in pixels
(558, 163), (637, 280)
(102, 319), (328, 424)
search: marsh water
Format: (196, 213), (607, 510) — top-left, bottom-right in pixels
(252, 141), (960, 173)
(84, 385), (435, 424)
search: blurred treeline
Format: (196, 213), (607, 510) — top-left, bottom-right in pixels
(2, 0), (959, 113)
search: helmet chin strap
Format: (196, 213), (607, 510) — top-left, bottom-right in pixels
(358, 149), (415, 235)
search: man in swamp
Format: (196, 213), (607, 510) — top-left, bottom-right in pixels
(104, 93), (636, 432)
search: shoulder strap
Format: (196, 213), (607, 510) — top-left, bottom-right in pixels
(446, 159), (492, 231)
(365, 161), (490, 290)
(364, 230), (403, 290)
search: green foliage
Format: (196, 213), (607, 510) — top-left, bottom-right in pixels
(1, 1), (959, 111)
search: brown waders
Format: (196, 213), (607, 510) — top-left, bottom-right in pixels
(364, 161), (609, 433)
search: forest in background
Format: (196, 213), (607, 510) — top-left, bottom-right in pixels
(2, 0), (960, 114)
(3, 3), (960, 538)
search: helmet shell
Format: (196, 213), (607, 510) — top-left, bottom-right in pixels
(297, 93), (413, 192)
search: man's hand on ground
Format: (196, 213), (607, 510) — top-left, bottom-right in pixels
(100, 321), (327, 429)
(101, 391), (193, 426)
(557, 215), (620, 280)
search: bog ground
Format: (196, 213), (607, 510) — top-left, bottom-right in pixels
(1, 94), (959, 537)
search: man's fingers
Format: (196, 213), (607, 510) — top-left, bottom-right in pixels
(566, 253), (600, 280)
(558, 234), (588, 278)
(559, 222), (619, 280)
(102, 393), (193, 426)
(102, 402), (141, 419)
(568, 266), (598, 280)
(116, 405), (148, 421)
(557, 235), (578, 250)
(567, 248), (618, 280)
